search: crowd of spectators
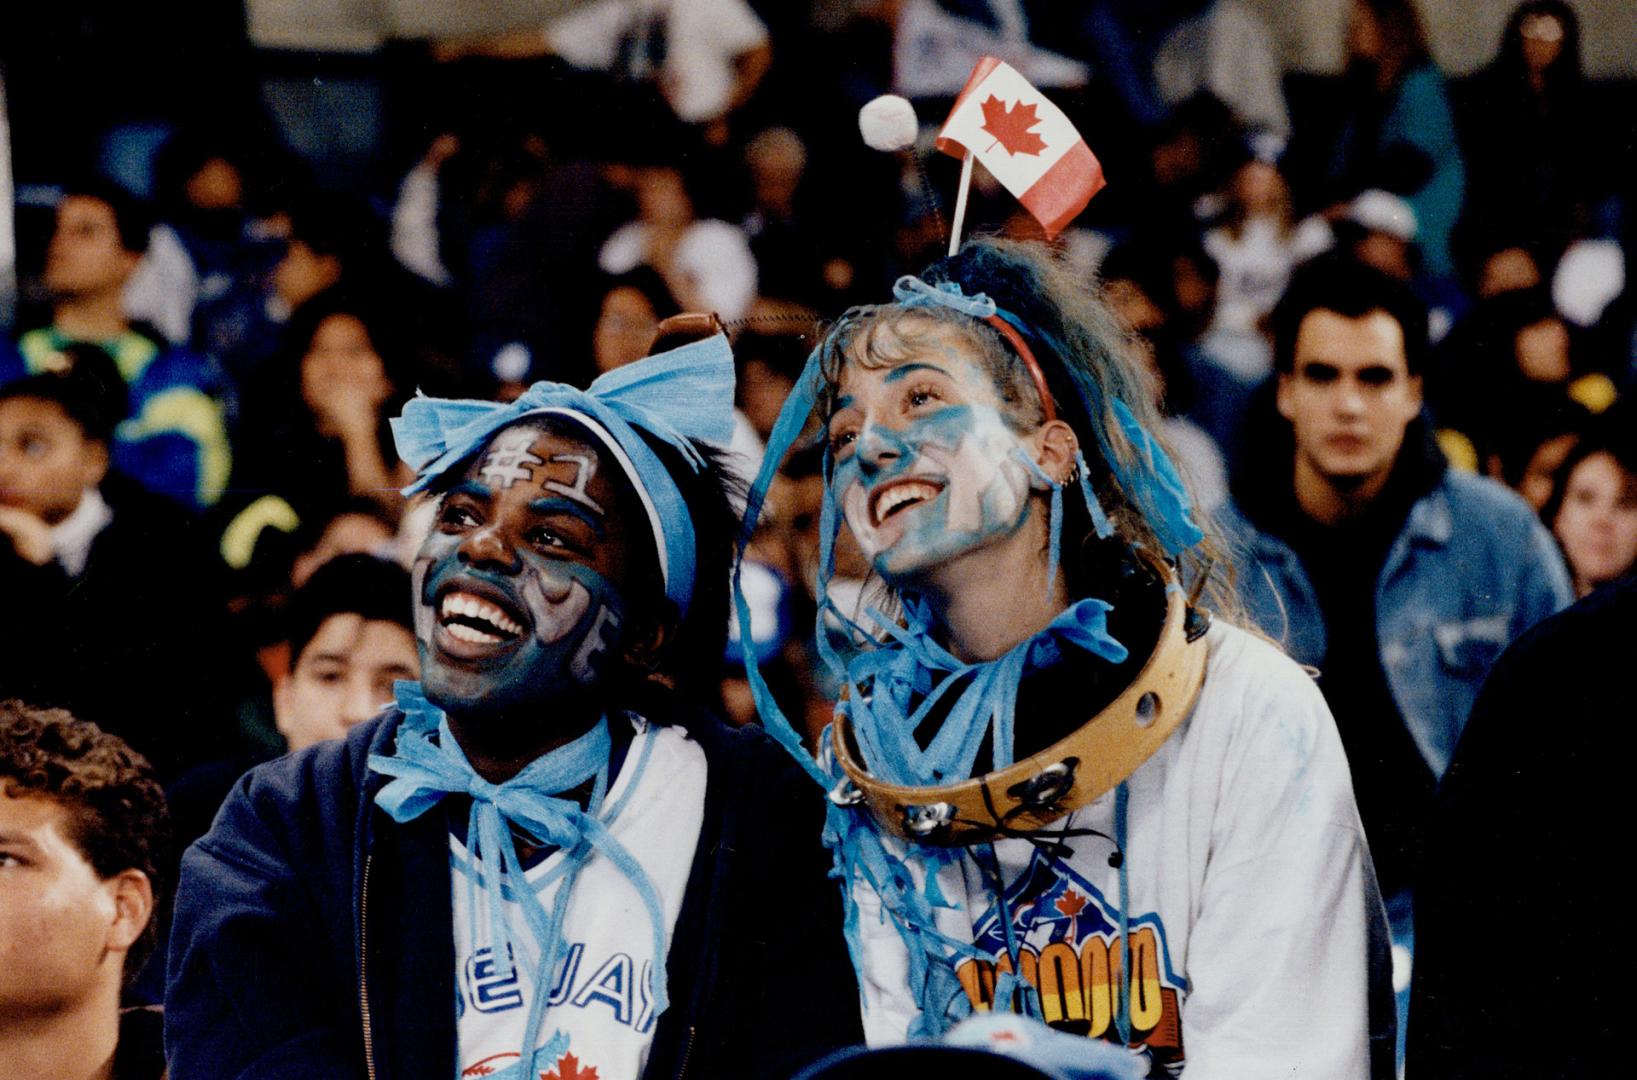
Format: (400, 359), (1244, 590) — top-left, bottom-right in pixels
(1, 0), (1634, 1075)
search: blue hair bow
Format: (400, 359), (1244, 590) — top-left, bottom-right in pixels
(391, 334), (737, 618)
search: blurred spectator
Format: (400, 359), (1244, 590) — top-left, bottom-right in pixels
(1099, 243), (1230, 513)
(4, 180), (231, 509)
(1437, 287), (1617, 486)
(1410, 574), (1632, 1079)
(890, 0), (1087, 101)
(1153, 0), (1290, 139)
(741, 126), (862, 308)
(437, 0), (772, 145)
(1338, 188), (1465, 342)
(1509, 405), (1588, 509)
(734, 329), (809, 444)
(0, 347), (227, 780)
(1322, 0), (1465, 281)
(599, 161), (758, 321)
(194, 190), (384, 387)
(1455, 1), (1595, 252)
(592, 267), (680, 375)
(273, 553), (417, 753)
(1203, 150), (1332, 354)
(1540, 427), (1637, 598)
(0, 701), (168, 1079)
(231, 294), (412, 526)
(1219, 261), (1571, 1025)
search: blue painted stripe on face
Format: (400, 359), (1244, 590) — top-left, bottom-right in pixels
(528, 497), (607, 537)
(446, 480), (494, 502)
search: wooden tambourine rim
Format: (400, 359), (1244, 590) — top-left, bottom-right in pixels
(830, 577), (1210, 845)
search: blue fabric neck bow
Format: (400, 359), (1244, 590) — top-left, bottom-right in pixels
(367, 683), (670, 1070)
(391, 334), (736, 618)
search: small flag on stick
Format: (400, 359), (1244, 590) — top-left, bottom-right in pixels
(937, 57), (1105, 243)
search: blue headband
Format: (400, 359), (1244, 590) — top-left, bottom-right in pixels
(392, 334), (736, 619)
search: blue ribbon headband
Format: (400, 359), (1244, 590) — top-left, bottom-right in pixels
(391, 334), (737, 618)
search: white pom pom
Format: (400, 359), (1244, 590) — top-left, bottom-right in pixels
(859, 95), (919, 152)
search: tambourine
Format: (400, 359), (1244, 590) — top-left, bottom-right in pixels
(829, 568), (1211, 846)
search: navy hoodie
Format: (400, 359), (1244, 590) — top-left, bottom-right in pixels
(164, 703), (863, 1079)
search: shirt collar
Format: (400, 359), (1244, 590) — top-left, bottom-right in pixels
(50, 486), (112, 576)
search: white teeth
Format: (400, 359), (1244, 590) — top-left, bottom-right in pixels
(438, 591), (523, 637)
(871, 481), (941, 526)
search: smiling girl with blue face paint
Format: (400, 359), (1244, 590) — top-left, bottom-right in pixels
(825, 315), (1080, 644)
(736, 238), (1390, 1076)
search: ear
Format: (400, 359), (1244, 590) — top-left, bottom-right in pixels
(272, 671), (296, 740)
(1406, 372), (1424, 413)
(103, 868), (155, 954)
(621, 613), (672, 680)
(1275, 373), (1296, 422)
(79, 439), (110, 489)
(1033, 419), (1080, 486)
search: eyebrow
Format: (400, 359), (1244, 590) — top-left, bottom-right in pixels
(884, 362), (950, 384)
(0, 832), (40, 850)
(446, 480), (493, 501)
(529, 497), (607, 536)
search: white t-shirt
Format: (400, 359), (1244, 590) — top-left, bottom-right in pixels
(548, 0), (767, 123)
(452, 719), (707, 1080)
(851, 623), (1374, 1079)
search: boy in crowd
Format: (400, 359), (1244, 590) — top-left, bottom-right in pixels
(0, 345), (226, 780)
(0, 700), (169, 1080)
(3, 179), (231, 509)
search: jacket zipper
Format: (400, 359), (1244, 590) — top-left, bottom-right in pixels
(360, 853), (378, 1080)
(674, 1025), (696, 1080)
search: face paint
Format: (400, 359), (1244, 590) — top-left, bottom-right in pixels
(828, 338), (1044, 581)
(414, 421), (641, 719)
(479, 428), (546, 490)
(543, 453), (606, 515)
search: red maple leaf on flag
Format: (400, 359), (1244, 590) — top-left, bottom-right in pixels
(979, 95), (1048, 156)
(542, 1052), (599, 1080)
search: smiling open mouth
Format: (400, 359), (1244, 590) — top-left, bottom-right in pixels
(438, 590), (524, 645)
(869, 479), (944, 527)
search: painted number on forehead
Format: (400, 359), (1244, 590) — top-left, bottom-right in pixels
(544, 454), (606, 515)
(480, 429), (546, 490)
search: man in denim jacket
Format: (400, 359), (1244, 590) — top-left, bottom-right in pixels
(1215, 259), (1570, 981)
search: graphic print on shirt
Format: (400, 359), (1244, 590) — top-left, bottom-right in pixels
(955, 850), (1186, 1073)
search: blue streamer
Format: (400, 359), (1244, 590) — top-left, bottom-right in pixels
(367, 686), (673, 1074)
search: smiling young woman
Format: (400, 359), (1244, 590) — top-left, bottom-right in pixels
(737, 237), (1393, 1077)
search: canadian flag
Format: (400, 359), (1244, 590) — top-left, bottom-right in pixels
(936, 57), (1105, 239)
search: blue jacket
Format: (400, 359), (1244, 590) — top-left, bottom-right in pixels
(1217, 470), (1572, 778)
(164, 704), (861, 1080)
(4, 328), (231, 509)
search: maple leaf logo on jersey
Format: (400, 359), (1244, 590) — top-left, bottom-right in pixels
(979, 95), (1048, 156)
(543, 1052), (598, 1080)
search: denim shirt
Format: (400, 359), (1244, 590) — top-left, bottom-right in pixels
(1216, 472), (1572, 779)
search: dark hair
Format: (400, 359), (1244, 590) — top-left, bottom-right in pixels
(1352, 0), (1431, 82)
(599, 267), (681, 323)
(1495, 0), (1581, 92)
(0, 343), (130, 443)
(1541, 410), (1637, 538)
(1272, 256), (1430, 375)
(287, 191), (381, 263)
(285, 553), (414, 669)
(0, 701), (170, 982)
(60, 178), (152, 255)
